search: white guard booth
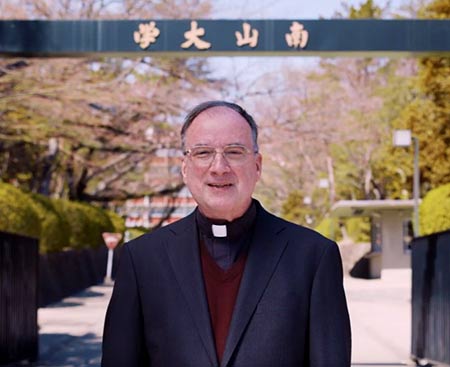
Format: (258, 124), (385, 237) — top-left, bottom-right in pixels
(330, 200), (415, 272)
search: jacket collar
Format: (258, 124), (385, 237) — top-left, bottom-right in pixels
(164, 210), (218, 365)
(220, 202), (288, 367)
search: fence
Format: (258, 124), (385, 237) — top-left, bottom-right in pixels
(1, 230), (122, 365)
(0, 231), (39, 365)
(411, 229), (450, 366)
(39, 246), (112, 307)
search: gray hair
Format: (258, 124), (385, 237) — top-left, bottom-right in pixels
(180, 100), (259, 152)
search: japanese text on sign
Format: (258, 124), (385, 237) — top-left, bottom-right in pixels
(133, 21), (309, 51)
(133, 21), (160, 49)
(285, 21), (309, 49)
(235, 22), (258, 48)
(181, 21), (211, 50)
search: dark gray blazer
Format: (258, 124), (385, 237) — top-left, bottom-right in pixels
(102, 202), (351, 367)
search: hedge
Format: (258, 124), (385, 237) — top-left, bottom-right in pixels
(51, 199), (115, 249)
(30, 193), (71, 253)
(0, 182), (126, 252)
(105, 209), (126, 234)
(420, 183), (450, 235)
(0, 182), (41, 239)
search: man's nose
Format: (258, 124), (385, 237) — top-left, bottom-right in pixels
(209, 152), (231, 174)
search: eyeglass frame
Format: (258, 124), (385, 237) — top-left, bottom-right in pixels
(183, 144), (259, 167)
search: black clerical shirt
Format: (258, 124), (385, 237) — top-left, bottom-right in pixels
(195, 200), (257, 270)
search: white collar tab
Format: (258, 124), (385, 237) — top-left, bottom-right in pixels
(212, 224), (227, 238)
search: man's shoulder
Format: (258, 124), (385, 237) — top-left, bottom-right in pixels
(258, 204), (335, 248)
(262, 209), (332, 242)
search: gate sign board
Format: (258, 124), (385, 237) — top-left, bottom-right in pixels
(0, 19), (449, 57)
(102, 232), (122, 284)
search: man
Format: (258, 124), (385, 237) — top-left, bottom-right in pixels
(102, 101), (351, 367)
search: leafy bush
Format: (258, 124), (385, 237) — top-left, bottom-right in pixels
(315, 216), (370, 243)
(420, 183), (450, 235)
(0, 181), (41, 238)
(282, 189), (329, 229)
(105, 210), (126, 234)
(0, 182), (125, 251)
(345, 217), (371, 243)
(30, 193), (71, 253)
(126, 227), (148, 241)
(52, 199), (114, 249)
(315, 217), (341, 241)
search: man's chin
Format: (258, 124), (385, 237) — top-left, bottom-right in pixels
(200, 200), (251, 222)
(200, 202), (237, 221)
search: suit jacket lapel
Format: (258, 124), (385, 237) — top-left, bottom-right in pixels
(220, 206), (288, 367)
(164, 211), (218, 366)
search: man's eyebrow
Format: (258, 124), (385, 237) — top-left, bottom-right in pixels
(190, 143), (212, 147)
(190, 143), (247, 147)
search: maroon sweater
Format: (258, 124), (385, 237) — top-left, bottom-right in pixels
(200, 242), (247, 362)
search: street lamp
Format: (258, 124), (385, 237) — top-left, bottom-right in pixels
(393, 129), (420, 237)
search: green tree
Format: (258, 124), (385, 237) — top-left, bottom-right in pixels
(281, 190), (310, 226)
(281, 189), (330, 228)
(333, 0), (388, 18)
(391, 0), (450, 193)
(370, 59), (418, 199)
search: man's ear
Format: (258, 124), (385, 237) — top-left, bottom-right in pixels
(255, 153), (262, 179)
(181, 158), (188, 183)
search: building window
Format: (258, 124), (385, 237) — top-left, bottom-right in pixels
(402, 219), (413, 253)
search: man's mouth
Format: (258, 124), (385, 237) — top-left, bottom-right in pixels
(207, 183), (233, 188)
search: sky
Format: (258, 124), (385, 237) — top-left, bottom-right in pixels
(206, 0), (406, 85)
(212, 0), (350, 19)
(211, 0), (401, 19)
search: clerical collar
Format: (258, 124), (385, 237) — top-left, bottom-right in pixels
(195, 200), (257, 241)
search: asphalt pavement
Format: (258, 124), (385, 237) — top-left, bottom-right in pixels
(30, 269), (414, 367)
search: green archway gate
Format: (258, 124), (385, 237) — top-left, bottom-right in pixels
(0, 19), (449, 57)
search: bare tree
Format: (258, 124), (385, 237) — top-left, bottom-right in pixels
(0, 0), (221, 215)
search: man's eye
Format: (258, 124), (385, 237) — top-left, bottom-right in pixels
(193, 149), (214, 158)
(225, 148), (245, 157)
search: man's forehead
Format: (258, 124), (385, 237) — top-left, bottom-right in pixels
(193, 105), (244, 123)
(185, 106), (252, 146)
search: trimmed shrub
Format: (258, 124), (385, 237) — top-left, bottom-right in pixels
(29, 193), (71, 253)
(0, 181), (40, 238)
(345, 217), (371, 243)
(52, 199), (115, 249)
(105, 210), (126, 234)
(420, 183), (450, 235)
(83, 204), (115, 246)
(126, 227), (148, 241)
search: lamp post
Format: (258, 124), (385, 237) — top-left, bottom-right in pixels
(393, 130), (420, 237)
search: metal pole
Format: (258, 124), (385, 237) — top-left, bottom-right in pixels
(105, 248), (114, 284)
(413, 137), (420, 237)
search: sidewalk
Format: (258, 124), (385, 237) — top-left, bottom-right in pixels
(36, 284), (113, 367)
(34, 270), (414, 367)
(346, 269), (414, 366)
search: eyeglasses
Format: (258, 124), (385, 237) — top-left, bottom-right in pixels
(184, 145), (257, 167)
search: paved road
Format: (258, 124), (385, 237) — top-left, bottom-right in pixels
(346, 269), (414, 366)
(36, 285), (112, 367)
(32, 269), (414, 367)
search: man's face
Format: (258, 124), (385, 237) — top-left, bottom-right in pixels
(182, 106), (262, 221)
